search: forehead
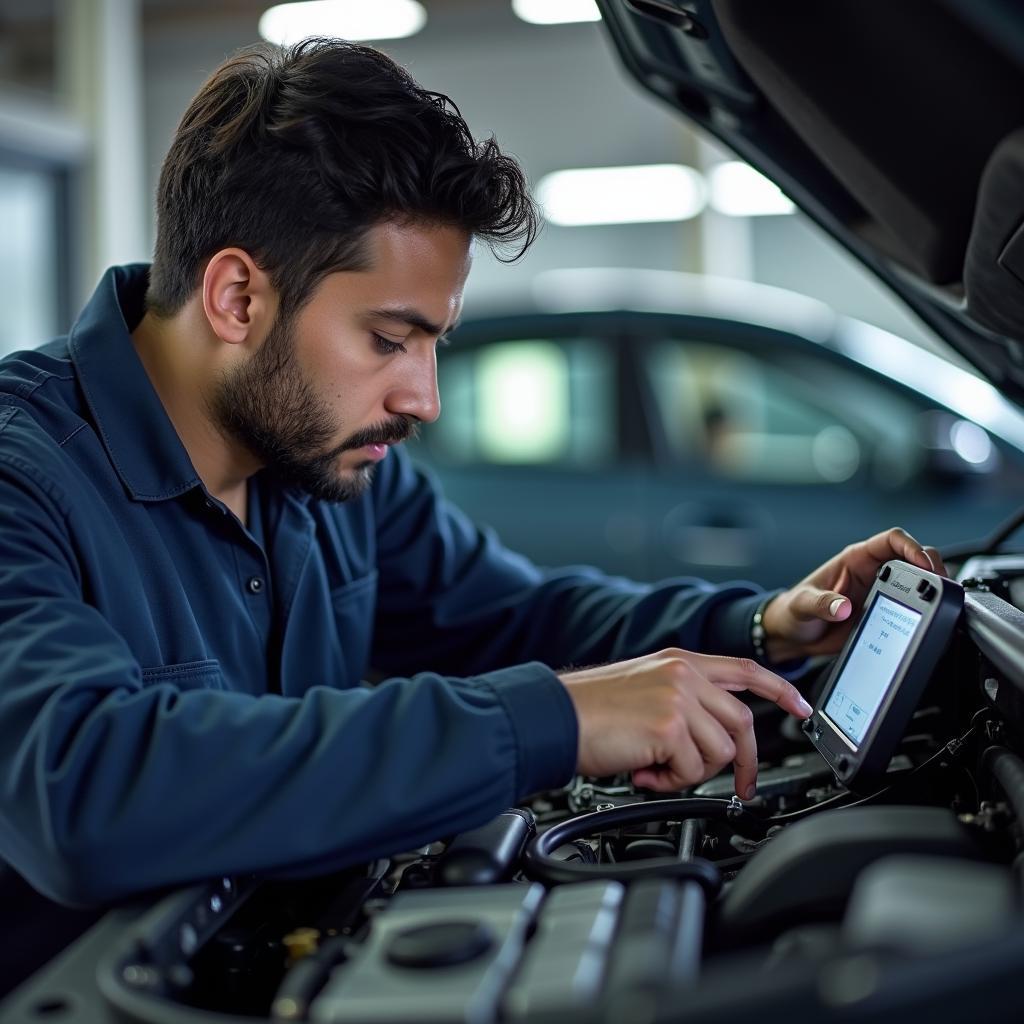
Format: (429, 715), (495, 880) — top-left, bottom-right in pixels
(312, 221), (472, 327)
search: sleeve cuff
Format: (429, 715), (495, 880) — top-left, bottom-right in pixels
(475, 662), (578, 797)
(701, 590), (774, 659)
(701, 589), (809, 678)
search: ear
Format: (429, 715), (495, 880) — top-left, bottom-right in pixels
(201, 248), (275, 345)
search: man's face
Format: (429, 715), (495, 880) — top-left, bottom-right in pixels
(211, 221), (470, 502)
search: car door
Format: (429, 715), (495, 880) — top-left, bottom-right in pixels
(634, 316), (1024, 588)
(407, 315), (653, 577)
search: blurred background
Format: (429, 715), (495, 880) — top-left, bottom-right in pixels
(3, 0), (1023, 586)
(0, 0), (936, 344)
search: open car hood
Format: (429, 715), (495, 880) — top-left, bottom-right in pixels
(597, 0), (1024, 408)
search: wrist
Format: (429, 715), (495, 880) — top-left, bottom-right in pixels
(753, 590), (802, 664)
(760, 593), (805, 663)
(764, 634), (803, 664)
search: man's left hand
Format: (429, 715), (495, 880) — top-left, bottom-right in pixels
(762, 527), (947, 662)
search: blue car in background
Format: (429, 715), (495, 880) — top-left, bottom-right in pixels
(408, 269), (1024, 587)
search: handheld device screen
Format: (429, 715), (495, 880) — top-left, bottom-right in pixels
(822, 593), (922, 747)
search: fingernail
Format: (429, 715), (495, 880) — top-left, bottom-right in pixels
(828, 598), (846, 618)
(797, 697), (813, 716)
(745, 784), (757, 800)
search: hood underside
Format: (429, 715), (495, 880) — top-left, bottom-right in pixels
(597, 0), (1024, 406)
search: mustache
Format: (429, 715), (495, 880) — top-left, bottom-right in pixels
(337, 416), (421, 453)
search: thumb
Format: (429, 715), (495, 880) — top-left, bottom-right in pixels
(790, 586), (852, 624)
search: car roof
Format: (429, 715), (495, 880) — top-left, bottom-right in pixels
(596, 0), (1024, 408)
(462, 267), (1024, 452)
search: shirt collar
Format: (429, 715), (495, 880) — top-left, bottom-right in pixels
(68, 263), (203, 502)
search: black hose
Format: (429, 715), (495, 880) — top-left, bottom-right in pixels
(982, 746), (1024, 823)
(522, 798), (759, 894)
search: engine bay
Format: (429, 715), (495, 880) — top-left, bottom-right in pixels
(3, 556), (1024, 1024)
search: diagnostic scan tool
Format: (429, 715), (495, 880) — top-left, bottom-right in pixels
(803, 560), (964, 792)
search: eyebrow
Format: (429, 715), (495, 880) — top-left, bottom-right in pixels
(367, 306), (462, 337)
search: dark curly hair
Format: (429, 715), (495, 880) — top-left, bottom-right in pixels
(146, 38), (539, 318)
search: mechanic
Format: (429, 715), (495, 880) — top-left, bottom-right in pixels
(0, 38), (945, 913)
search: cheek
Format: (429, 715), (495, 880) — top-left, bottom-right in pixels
(324, 374), (375, 408)
(317, 369), (388, 429)
(322, 360), (392, 409)
(296, 345), (359, 404)
(291, 325), (391, 413)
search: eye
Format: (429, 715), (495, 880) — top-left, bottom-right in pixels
(373, 333), (407, 355)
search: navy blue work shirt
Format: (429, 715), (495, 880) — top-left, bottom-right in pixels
(0, 265), (765, 906)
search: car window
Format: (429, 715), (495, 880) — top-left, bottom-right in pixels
(425, 337), (617, 466)
(645, 339), (900, 485)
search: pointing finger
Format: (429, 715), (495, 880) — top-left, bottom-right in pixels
(691, 654), (812, 719)
(698, 686), (760, 799)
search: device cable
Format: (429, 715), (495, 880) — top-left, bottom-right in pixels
(764, 712), (986, 825)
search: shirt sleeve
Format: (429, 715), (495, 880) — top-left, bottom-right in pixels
(371, 447), (763, 677)
(0, 458), (576, 907)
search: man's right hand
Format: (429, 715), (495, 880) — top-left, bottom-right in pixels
(559, 650), (813, 800)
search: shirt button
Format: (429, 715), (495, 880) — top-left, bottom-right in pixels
(247, 576), (265, 595)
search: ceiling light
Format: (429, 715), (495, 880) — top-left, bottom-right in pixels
(708, 161), (795, 216)
(537, 164), (706, 226)
(259, 0), (427, 46)
(512, 0), (602, 25)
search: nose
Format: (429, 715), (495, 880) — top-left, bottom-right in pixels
(385, 347), (441, 424)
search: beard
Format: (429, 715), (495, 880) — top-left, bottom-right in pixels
(209, 312), (418, 503)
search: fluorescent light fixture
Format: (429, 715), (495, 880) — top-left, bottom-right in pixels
(259, 0), (427, 46)
(512, 0), (601, 25)
(537, 164), (706, 226)
(709, 161), (795, 216)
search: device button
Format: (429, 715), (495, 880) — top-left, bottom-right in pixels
(835, 755), (851, 774)
(917, 580), (936, 601)
(878, 565), (892, 581)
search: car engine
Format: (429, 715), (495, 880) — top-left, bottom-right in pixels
(3, 551), (1024, 1024)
